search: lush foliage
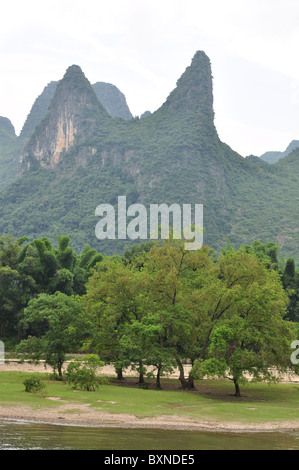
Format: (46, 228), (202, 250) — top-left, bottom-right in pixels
(0, 234), (102, 341)
(0, 234), (298, 396)
(16, 291), (84, 379)
(0, 117), (21, 192)
(80, 239), (297, 395)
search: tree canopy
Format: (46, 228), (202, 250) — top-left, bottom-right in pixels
(0, 234), (298, 396)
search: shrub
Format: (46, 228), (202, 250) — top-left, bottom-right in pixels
(23, 375), (46, 393)
(67, 354), (107, 391)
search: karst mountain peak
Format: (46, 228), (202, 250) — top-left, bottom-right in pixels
(21, 63), (111, 170)
(0, 50), (298, 258)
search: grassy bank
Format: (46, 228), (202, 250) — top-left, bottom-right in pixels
(0, 371), (299, 428)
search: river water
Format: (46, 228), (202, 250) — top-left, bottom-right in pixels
(0, 419), (298, 450)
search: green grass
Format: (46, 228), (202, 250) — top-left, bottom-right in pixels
(0, 371), (299, 426)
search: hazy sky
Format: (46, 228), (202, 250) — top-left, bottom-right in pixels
(1, 0), (299, 157)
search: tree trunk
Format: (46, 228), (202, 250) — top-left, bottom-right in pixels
(115, 367), (124, 380)
(176, 358), (195, 390)
(138, 371), (145, 384)
(177, 358), (188, 389)
(187, 358), (196, 389)
(199, 327), (213, 360)
(187, 374), (195, 390)
(57, 361), (63, 380)
(156, 365), (162, 390)
(137, 369), (144, 384)
(233, 377), (241, 397)
(137, 361), (145, 384)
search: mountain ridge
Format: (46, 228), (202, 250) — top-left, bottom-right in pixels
(260, 139), (299, 164)
(22, 64), (111, 170)
(0, 72), (135, 187)
(0, 51), (298, 258)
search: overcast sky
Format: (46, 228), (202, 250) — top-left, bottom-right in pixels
(1, 0), (299, 157)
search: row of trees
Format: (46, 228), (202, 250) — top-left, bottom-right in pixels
(2, 234), (297, 397)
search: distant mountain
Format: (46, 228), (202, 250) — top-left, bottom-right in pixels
(0, 76), (133, 190)
(260, 140), (299, 163)
(140, 110), (151, 118)
(21, 64), (111, 171)
(0, 51), (298, 259)
(20, 80), (132, 147)
(92, 82), (132, 120)
(19, 81), (58, 145)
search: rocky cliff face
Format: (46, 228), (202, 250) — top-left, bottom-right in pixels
(22, 65), (111, 169)
(20, 79), (132, 149)
(0, 67), (133, 189)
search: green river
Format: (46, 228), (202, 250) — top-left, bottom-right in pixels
(0, 419), (298, 450)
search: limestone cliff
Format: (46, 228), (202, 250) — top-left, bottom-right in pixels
(20, 79), (132, 151)
(22, 65), (111, 169)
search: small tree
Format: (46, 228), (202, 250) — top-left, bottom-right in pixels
(67, 355), (106, 391)
(17, 292), (83, 379)
(191, 286), (295, 397)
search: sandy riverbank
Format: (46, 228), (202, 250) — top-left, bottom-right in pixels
(1, 402), (299, 433)
(1, 360), (299, 432)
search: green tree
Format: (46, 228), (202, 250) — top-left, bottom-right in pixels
(247, 240), (280, 270)
(283, 258), (296, 280)
(0, 235), (26, 338)
(140, 240), (214, 389)
(0, 265), (22, 337)
(17, 291), (83, 379)
(16, 235), (101, 301)
(191, 249), (296, 396)
(17, 238), (59, 295)
(118, 308), (177, 389)
(81, 256), (151, 382)
(281, 258), (299, 321)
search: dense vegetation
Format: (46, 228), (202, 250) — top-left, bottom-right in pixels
(1, 234), (298, 397)
(0, 51), (298, 399)
(0, 117), (21, 191)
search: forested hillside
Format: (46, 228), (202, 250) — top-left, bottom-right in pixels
(0, 51), (298, 259)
